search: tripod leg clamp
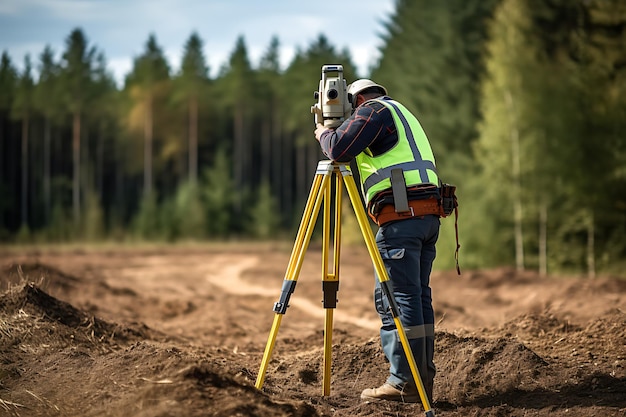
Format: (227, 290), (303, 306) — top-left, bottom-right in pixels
(273, 280), (297, 314)
(322, 281), (339, 308)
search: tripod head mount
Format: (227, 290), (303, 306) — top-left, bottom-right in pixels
(311, 65), (352, 128)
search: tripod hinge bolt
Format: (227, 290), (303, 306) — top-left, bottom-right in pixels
(273, 302), (287, 313)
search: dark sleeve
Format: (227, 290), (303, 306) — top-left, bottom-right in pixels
(318, 102), (388, 163)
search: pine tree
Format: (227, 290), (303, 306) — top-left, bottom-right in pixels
(472, 0), (626, 275)
(12, 54), (35, 229)
(372, 0), (499, 164)
(60, 28), (98, 226)
(545, 0), (626, 276)
(34, 46), (62, 225)
(90, 51), (118, 199)
(0, 53), (17, 234)
(247, 180), (280, 239)
(257, 36), (282, 186)
(216, 36), (258, 216)
(175, 32), (210, 185)
(474, 0), (542, 270)
(125, 34), (171, 200)
(202, 147), (235, 238)
(169, 180), (206, 241)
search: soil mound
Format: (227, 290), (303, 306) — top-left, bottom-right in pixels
(435, 333), (548, 404)
(0, 282), (316, 417)
(0, 282), (150, 349)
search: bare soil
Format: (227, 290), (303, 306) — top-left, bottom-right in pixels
(0, 243), (624, 416)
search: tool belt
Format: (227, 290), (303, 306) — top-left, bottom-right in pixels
(369, 197), (440, 227)
(367, 182), (461, 276)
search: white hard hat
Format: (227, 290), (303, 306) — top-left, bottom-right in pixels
(347, 79), (388, 98)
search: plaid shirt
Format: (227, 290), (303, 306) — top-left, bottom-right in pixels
(318, 96), (399, 163)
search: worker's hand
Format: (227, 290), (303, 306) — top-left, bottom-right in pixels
(314, 123), (328, 142)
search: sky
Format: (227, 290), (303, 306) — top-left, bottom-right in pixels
(0, 0), (396, 87)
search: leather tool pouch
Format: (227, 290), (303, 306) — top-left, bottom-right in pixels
(440, 183), (458, 217)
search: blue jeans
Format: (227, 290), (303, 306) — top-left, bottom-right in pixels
(373, 215), (439, 395)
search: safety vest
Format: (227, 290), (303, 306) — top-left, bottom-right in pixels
(355, 98), (439, 204)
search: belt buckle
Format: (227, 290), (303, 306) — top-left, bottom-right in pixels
(399, 206), (414, 218)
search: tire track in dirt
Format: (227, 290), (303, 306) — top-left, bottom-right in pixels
(204, 255), (379, 330)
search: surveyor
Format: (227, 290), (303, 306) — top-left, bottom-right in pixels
(315, 79), (440, 403)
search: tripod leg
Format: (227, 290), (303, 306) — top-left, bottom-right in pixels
(321, 172), (343, 395)
(256, 172), (331, 390)
(342, 173), (435, 417)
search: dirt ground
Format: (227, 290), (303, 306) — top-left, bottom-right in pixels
(0, 242), (624, 417)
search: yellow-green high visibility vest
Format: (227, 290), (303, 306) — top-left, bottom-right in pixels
(355, 98), (439, 204)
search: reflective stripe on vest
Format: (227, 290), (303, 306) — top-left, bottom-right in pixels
(356, 98), (439, 204)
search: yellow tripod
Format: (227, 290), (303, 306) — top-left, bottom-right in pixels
(255, 160), (435, 417)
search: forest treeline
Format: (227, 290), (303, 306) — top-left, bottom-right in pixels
(1, 0), (625, 276)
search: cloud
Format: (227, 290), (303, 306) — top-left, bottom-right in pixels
(2, 0), (394, 83)
(0, 0), (107, 20)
